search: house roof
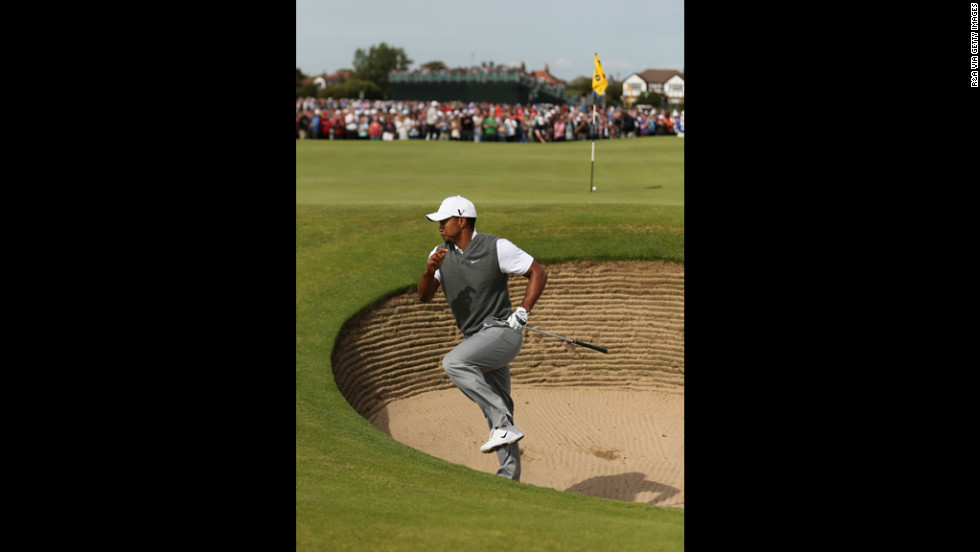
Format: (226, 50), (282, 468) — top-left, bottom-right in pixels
(302, 71), (350, 85)
(531, 68), (564, 85)
(636, 69), (684, 84)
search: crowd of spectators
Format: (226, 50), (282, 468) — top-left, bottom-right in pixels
(390, 62), (536, 82)
(295, 97), (684, 142)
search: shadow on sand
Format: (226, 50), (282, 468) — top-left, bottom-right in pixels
(566, 472), (680, 505)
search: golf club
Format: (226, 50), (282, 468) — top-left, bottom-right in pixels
(484, 317), (609, 354)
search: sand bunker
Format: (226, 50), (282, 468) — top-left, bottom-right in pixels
(332, 260), (684, 508)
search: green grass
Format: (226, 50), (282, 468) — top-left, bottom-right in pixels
(296, 137), (684, 551)
(296, 137), (684, 206)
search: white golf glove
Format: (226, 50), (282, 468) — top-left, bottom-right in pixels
(506, 307), (528, 331)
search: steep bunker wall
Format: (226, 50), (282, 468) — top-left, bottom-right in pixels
(332, 260), (684, 422)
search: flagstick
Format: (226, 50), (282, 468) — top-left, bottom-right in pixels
(590, 97), (596, 192)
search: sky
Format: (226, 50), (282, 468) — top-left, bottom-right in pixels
(296, 0), (683, 83)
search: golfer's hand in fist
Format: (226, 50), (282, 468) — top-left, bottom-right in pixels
(506, 307), (528, 331)
(424, 247), (448, 276)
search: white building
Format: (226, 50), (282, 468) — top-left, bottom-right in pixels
(621, 69), (684, 106)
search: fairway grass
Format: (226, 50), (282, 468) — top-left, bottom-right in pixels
(296, 138), (684, 551)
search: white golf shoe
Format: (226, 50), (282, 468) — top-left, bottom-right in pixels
(480, 423), (524, 453)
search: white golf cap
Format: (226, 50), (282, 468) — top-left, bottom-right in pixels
(426, 195), (477, 221)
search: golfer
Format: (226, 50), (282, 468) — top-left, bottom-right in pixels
(418, 195), (547, 481)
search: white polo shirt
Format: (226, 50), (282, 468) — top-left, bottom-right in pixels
(428, 231), (534, 282)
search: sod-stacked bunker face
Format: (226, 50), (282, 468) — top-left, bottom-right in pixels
(332, 260), (684, 508)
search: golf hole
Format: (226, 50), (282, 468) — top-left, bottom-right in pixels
(332, 259), (685, 507)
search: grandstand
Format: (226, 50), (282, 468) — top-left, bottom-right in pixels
(389, 66), (575, 105)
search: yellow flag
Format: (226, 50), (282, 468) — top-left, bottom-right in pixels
(592, 54), (609, 95)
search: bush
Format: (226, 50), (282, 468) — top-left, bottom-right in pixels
(319, 78), (383, 100)
(296, 82), (319, 100)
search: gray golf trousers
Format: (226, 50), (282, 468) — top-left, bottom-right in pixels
(442, 324), (523, 481)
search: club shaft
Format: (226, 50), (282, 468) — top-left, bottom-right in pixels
(525, 326), (571, 341)
(525, 326), (608, 354)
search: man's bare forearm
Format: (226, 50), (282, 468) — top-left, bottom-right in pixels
(518, 261), (547, 312)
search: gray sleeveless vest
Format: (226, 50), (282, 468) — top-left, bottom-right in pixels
(438, 233), (513, 337)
